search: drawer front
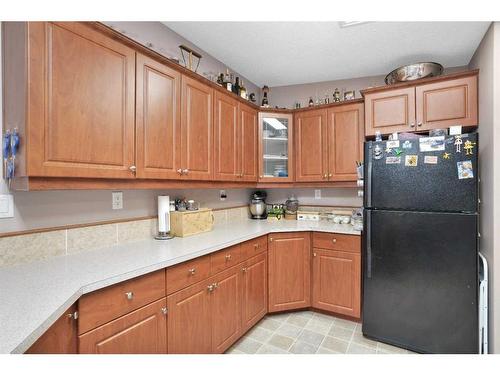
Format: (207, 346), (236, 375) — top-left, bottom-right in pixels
(312, 232), (360, 253)
(166, 255), (211, 295)
(211, 245), (242, 274)
(240, 235), (268, 260)
(78, 270), (166, 334)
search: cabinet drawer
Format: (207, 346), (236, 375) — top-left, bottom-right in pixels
(211, 245), (242, 274)
(312, 232), (360, 253)
(78, 270), (166, 334)
(240, 235), (268, 260)
(166, 255), (211, 295)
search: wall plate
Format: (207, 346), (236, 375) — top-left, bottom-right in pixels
(0, 194), (14, 218)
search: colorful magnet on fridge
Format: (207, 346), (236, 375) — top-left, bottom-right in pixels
(454, 135), (463, 153)
(402, 140), (412, 149)
(405, 155), (418, 167)
(394, 148), (403, 156)
(464, 140), (476, 156)
(373, 144), (383, 160)
(457, 160), (474, 179)
(443, 152), (451, 160)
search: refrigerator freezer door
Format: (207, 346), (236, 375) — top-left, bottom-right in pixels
(362, 209), (478, 353)
(364, 133), (478, 213)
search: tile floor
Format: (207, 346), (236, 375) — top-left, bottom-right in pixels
(226, 311), (412, 354)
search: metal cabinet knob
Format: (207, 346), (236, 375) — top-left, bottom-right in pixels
(410, 122), (415, 128)
(177, 168), (183, 174)
(332, 238), (337, 243)
(129, 165), (137, 173)
(417, 122), (422, 127)
(313, 252), (317, 257)
(225, 254), (232, 261)
(213, 282), (218, 289)
(242, 267), (247, 273)
(207, 284), (214, 292)
(182, 169), (189, 174)
(161, 307), (168, 315)
(67, 311), (79, 320)
(269, 237), (273, 242)
(323, 173), (328, 179)
(329, 173), (332, 177)
(188, 268), (196, 275)
(254, 243), (259, 249)
(125, 291), (134, 300)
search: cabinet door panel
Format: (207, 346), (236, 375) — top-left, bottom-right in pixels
(78, 298), (167, 354)
(268, 232), (311, 312)
(312, 249), (360, 318)
(327, 103), (364, 181)
(365, 87), (415, 136)
(167, 279), (212, 353)
(295, 110), (327, 181)
(241, 253), (267, 332)
(214, 92), (239, 181)
(240, 104), (258, 182)
(136, 54), (181, 179)
(212, 267), (241, 353)
(416, 76), (478, 130)
(181, 75), (213, 180)
(26, 304), (77, 354)
(28, 22), (136, 178)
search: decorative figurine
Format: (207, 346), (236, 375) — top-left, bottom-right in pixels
(324, 95), (330, 104)
(249, 93), (256, 102)
(343, 90), (355, 100)
(261, 85), (270, 107)
(454, 135), (463, 153)
(464, 140), (476, 155)
(333, 88), (341, 102)
(308, 97), (314, 107)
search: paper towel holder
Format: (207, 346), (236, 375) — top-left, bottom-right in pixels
(155, 195), (174, 240)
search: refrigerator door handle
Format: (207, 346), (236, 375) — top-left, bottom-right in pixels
(366, 210), (372, 278)
(365, 142), (372, 208)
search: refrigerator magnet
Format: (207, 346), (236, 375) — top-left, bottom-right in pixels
(373, 145), (383, 160)
(464, 140), (476, 155)
(405, 155), (418, 167)
(443, 152), (451, 160)
(394, 148), (403, 156)
(386, 156), (401, 164)
(457, 160), (474, 179)
(454, 135), (463, 153)
(424, 155), (438, 165)
(419, 136), (446, 152)
(385, 147), (393, 154)
(386, 140), (400, 149)
(402, 140), (412, 149)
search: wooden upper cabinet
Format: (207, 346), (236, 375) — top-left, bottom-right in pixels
(364, 87), (416, 136)
(416, 75), (478, 130)
(295, 109), (328, 182)
(241, 253), (267, 332)
(268, 232), (311, 312)
(136, 54), (181, 179)
(312, 249), (361, 319)
(79, 298), (167, 354)
(239, 104), (258, 182)
(181, 75), (213, 180)
(27, 22), (136, 178)
(327, 103), (364, 181)
(26, 304), (78, 354)
(167, 278), (212, 354)
(214, 91), (240, 181)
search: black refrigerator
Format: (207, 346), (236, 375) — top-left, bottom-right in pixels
(362, 133), (479, 354)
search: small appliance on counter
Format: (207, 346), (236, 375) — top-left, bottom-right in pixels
(249, 191), (267, 219)
(284, 196), (299, 220)
(155, 195), (174, 240)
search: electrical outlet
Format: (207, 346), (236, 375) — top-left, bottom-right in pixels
(112, 191), (123, 210)
(314, 189), (321, 199)
(0, 194), (14, 218)
(219, 190), (227, 201)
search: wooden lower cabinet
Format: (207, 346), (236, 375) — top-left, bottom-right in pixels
(167, 278), (213, 354)
(211, 267), (242, 353)
(268, 232), (311, 312)
(312, 248), (361, 319)
(241, 253), (268, 332)
(78, 298), (167, 354)
(26, 304), (78, 354)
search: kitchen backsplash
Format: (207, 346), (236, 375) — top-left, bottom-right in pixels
(0, 206), (250, 268)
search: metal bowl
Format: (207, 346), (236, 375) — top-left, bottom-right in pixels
(385, 62), (443, 85)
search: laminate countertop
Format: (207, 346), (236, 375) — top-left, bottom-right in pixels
(0, 219), (360, 354)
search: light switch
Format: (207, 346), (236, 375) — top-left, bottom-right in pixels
(112, 191), (123, 210)
(0, 194), (14, 218)
(314, 189), (321, 199)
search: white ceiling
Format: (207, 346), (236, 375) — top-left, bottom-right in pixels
(163, 22), (490, 87)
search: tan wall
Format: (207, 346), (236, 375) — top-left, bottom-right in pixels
(468, 22), (499, 353)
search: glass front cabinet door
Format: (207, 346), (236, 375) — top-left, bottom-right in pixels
(258, 112), (294, 182)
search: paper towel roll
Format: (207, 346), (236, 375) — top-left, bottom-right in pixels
(158, 195), (170, 233)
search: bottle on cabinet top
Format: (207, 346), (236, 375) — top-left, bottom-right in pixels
(240, 80), (247, 99)
(233, 77), (241, 96)
(224, 69), (232, 92)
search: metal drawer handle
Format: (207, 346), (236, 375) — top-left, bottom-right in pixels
(313, 252), (317, 257)
(188, 268), (196, 275)
(161, 307), (168, 315)
(125, 291), (134, 300)
(67, 311), (79, 320)
(225, 254), (232, 261)
(254, 243), (260, 249)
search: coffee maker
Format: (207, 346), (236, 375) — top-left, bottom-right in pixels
(249, 191), (267, 219)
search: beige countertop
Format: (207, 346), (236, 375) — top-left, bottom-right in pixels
(0, 219), (360, 354)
